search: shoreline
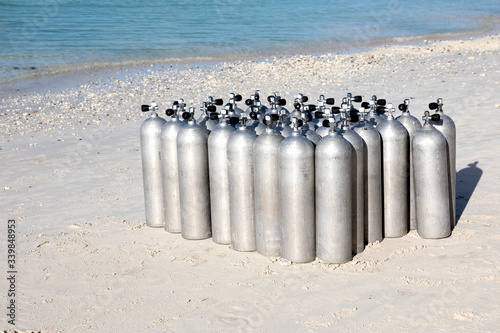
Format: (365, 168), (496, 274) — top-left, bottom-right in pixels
(1, 25), (498, 98)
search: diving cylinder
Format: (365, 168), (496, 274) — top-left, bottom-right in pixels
(227, 113), (258, 251)
(338, 106), (365, 254)
(276, 108), (293, 138)
(396, 99), (422, 230)
(315, 121), (353, 264)
(297, 103), (321, 145)
(160, 102), (186, 233)
(353, 108), (383, 244)
(207, 108), (236, 244)
(253, 115), (284, 256)
(177, 107), (212, 240)
(364, 100), (386, 127)
(198, 96), (223, 132)
(279, 117), (316, 263)
(229, 93), (244, 116)
(429, 98), (456, 230)
(413, 111), (451, 239)
(140, 102), (167, 228)
(376, 103), (410, 237)
(345, 93), (363, 124)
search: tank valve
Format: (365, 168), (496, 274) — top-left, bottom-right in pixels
(398, 99), (411, 112)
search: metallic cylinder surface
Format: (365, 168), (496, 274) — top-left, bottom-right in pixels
(339, 127), (365, 254)
(315, 131), (353, 264)
(140, 114), (167, 227)
(279, 132), (316, 263)
(397, 112), (422, 230)
(208, 122), (235, 244)
(377, 118), (410, 238)
(177, 121), (212, 240)
(160, 118), (186, 233)
(431, 113), (456, 230)
(254, 128), (284, 256)
(354, 125), (383, 244)
(413, 123), (451, 239)
(227, 127), (258, 251)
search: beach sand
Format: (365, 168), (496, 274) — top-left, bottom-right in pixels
(1, 33), (499, 332)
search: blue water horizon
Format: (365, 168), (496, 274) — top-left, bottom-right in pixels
(1, 0), (499, 83)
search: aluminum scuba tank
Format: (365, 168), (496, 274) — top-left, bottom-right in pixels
(344, 93), (363, 125)
(293, 101), (321, 145)
(275, 107), (293, 138)
(198, 96), (224, 132)
(396, 99), (422, 230)
(207, 107), (237, 244)
(363, 100), (386, 127)
(338, 105), (365, 254)
(160, 101), (186, 233)
(311, 95), (335, 130)
(315, 120), (354, 264)
(279, 117), (316, 263)
(177, 107), (212, 240)
(429, 98), (456, 230)
(245, 95), (266, 134)
(253, 115), (284, 256)
(140, 102), (167, 227)
(227, 112), (258, 251)
(413, 111), (451, 239)
(228, 92), (244, 116)
(376, 103), (410, 237)
(291, 93), (308, 119)
(353, 108), (383, 244)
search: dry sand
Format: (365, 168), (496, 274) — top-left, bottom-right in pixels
(1, 33), (499, 332)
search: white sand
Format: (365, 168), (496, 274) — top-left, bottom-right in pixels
(1, 33), (499, 332)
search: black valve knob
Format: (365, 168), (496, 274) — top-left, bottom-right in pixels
(141, 105), (150, 112)
(361, 102), (369, 108)
(308, 104), (317, 112)
(323, 119), (330, 127)
(234, 94), (242, 102)
(301, 96), (308, 103)
(249, 111), (258, 120)
(377, 99), (386, 106)
(296, 119), (304, 127)
(429, 102), (439, 110)
(304, 113), (313, 122)
(326, 98), (335, 105)
(431, 114), (441, 121)
(229, 117), (239, 125)
(182, 112), (191, 120)
(209, 112), (219, 120)
(315, 111), (324, 119)
(207, 105), (216, 112)
(245, 99), (253, 106)
(353, 96), (362, 103)
(278, 98), (286, 106)
(331, 106), (341, 114)
(294, 102), (301, 110)
(173, 101), (179, 105)
(376, 106), (386, 114)
(214, 98), (223, 106)
(165, 109), (174, 116)
(254, 93), (260, 101)
(398, 103), (407, 111)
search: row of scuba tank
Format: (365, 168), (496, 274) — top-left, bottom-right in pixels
(140, 91), (456, 264)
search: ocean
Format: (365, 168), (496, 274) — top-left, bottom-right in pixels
(0, 0), (499, 83)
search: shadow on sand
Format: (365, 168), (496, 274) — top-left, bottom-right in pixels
(456, 161), (483, 221)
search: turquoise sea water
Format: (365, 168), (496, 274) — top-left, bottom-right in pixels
(0, 0), (499, 83)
